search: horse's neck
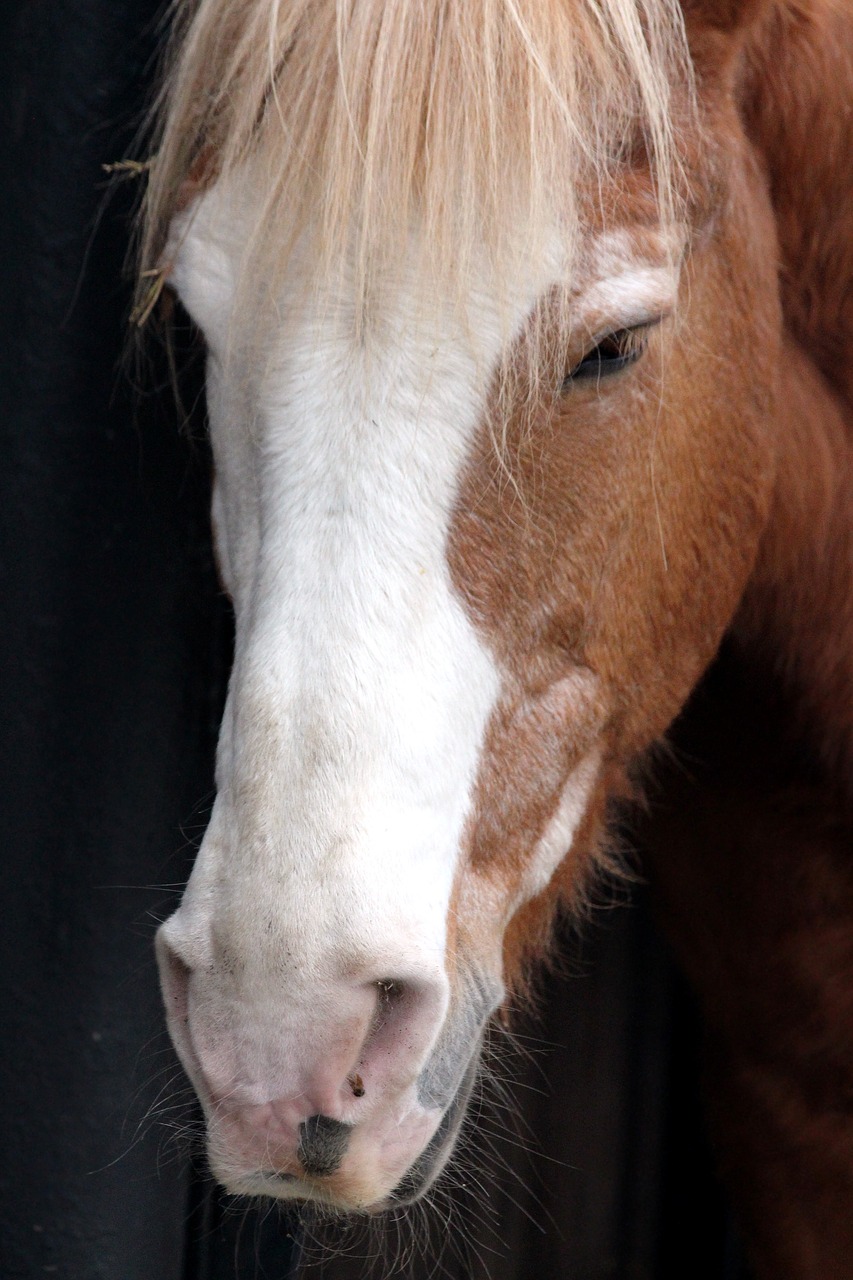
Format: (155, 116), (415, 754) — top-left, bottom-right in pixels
(735, 338), (853, 793)
(733, 0), (853, 799)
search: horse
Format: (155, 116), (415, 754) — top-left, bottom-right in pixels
(138, 1), (853, 1274)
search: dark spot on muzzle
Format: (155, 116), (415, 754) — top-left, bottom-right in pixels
(297, 1114), (353, 1178)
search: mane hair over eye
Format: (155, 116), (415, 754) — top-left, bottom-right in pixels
(139, 0), (694, 351)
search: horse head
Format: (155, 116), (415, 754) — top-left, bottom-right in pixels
(148, 0), (780, 1211)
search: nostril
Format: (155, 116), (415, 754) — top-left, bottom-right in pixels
(374, 977), (404, 1014)
(156, 935), (192, 1028)
(351, 972), (448, 1096)
(364, 977), (410, 1050)
(377, 978), (401, 996)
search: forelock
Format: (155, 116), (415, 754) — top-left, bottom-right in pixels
(140, 0), (694, 337)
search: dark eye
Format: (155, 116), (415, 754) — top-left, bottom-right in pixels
(563, 325), (649, 386)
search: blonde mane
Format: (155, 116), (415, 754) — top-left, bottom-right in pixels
(140, 0), (693, 331)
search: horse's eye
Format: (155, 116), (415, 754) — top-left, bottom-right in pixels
(563, 325), (649, 386)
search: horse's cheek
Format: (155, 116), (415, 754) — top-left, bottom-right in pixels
(595, 229), (779, 746)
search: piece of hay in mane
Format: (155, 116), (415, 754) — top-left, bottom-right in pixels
(103, 158), (154, 177)
(131, 267), (169, 327)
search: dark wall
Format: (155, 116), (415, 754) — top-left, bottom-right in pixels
(0, 3), (299, 1275)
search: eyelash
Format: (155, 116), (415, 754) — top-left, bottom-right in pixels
(562, 325), (650, 387)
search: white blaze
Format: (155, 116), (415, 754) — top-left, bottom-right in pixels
(166, 181), (528, 997)
(162, 179), (679, 1059)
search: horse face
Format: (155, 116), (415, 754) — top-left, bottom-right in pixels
(156, 142), (778, 1209)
